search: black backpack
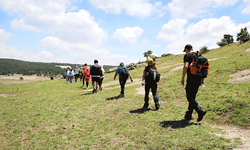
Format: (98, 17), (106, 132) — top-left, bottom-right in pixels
(121, 67), (129, 79)
(145, 66), (160, 82)
(189, 51), (209, 78)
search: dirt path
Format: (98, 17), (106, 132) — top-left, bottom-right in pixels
(228, 68), (250, 83)
(205, 123), (250, 150)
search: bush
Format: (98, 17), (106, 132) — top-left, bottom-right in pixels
(199, 46), (209, 54)
(217, 39), (227, 47)
(19, 77), (23, 80)
(161, 53), (173, 57)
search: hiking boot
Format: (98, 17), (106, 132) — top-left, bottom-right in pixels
(155, 102), (160, 110)
(92, 89), (96, 93)
(197, 109), (206, 122)
(184, 111), (193, 120)
(121, 94), (125, 98)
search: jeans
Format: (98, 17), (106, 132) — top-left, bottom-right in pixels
(119, 77), (127, 95)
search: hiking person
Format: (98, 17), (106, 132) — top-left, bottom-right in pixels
(181, 44), (206, 122)
(66, 67), (70, 83)
(90, 60), (102, 93)
(68, 68), (75, 83)
(74, 66), (80, 82)
(79, 67), (83, 81)
(141, 58), (160, 110)
(99, 65), (105, 91)
(82, 64), (87, 87)
(82, 64), (91, 89)
(114, 62), (133, 98)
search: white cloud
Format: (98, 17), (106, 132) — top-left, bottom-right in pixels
(112, 26), (143, 44)
(0, 0), (107, 45)
(242, 0), (250, 15)
(167, 0), (239, 19)
(89, 0), (167, 18)
(165, 16), (250, 54)
(157, 18), (188, 41)
(0, 28), (11, 41)
(39, 36), (134, 65)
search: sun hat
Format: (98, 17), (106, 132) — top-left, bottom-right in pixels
(147, 58), (153, 62)
(120, 62), (124, 66)
(183, 44), (193, 52)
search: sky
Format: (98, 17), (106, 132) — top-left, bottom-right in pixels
(0, 0), (250, 65)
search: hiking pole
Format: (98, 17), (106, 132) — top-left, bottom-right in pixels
(156, 89), (163, 109)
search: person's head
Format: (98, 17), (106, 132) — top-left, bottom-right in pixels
(147, 58), (156, 68)
(120, 62), (124, 66)
(76, 66), (78, 68)
(94, 60), (98, 64)
(183, 44), (193, 53)
(84, 63), (87, 66)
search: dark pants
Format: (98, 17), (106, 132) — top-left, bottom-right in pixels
(82, 77), (85, 85)
(75, 74), (79, 82)
(185, 78), (202, 117)
(99, 77), (104, 87)
(143, 83), (159, 108)
(119, 77), (127, 95)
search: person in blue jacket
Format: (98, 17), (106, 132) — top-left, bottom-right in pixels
(114, 62), (133, 98)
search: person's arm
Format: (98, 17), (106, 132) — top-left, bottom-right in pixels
(114, 72), (118, 80)
(142, 69), (146, 85)
(128, 72), (133, 82)
(181, 62), (189, 86)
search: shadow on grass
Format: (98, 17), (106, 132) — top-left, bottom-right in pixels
(160, 119), (200, 129)
(129, 108), (153, 114)
(106, 95), (123, 100)
(81, 92), (94, 96)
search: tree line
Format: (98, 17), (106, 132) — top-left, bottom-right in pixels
(0, 59), (115, 76)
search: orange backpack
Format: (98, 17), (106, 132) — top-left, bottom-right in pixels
(189, 51), (209, 78)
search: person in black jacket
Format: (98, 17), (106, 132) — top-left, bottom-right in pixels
(181, 44), (206, 122)
(90, 60), (102, 93)
(141, 58), (160, 110)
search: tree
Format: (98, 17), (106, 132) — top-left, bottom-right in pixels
(217, 38), (227, 47)
(161, 53), (173, 57)
(199, 46), (209, 54)
(236, 27), (250, 44)
(143, 50), (152, 60)
(223, 34), (234, 45)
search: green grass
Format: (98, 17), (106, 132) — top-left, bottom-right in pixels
(0, 42), (249, 149)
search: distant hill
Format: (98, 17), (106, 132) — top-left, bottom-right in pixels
(0, 59), (116, 76)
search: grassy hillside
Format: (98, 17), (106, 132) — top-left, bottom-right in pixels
(0, 42), (249, 149)
(0, 59), (115, 76)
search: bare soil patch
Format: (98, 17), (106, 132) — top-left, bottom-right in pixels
(207, 123), (250, 150)
(0, 74), (50, 85)
(244, 48), (250, 53)
(228, 68), (250, 83)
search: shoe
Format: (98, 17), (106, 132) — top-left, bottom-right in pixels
(197, 109), (206, 122)
(82, 85), (84, 87)
(155, 102), (160, 110)
(184, 111), (192, 120)
(92, 89), (96, 93)
(121, 94), (125, 98)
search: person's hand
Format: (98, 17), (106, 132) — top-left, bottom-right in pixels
(114, 77), (116, 80)
(141, 82), (145, 86)
(131, 78), (133, 82)
(181, 79), (185, 86)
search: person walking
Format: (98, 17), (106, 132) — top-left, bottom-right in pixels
(82, 64), (91, 89)
(74, 66), (80, 82)
(79, 67), (83, 81)
(181, 44), (206, 122)
(99, 65), (105, 91)
(66, 67), (70, 83)
(114, 62), (133, 98)
(90, 60), (102, 93)
(68, 68), (75, 83)
(82, 64), (87, 87)
(141, 58), (160, 110)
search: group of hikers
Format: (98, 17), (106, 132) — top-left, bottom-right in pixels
(64, 44), (207, 122)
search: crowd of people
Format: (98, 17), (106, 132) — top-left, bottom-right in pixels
(63, 44), (207, 122)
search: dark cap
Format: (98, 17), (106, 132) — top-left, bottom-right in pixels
(183, 44), (193, 52)
(120, 62), (124, 66)
(94, 60), (98, 63)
